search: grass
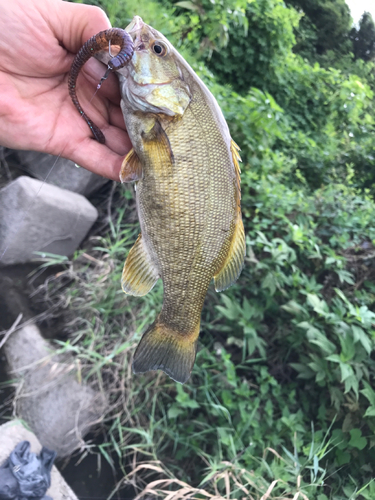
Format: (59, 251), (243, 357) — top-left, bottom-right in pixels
(27, 184), (366, 500)
(16, 0), (375, 495)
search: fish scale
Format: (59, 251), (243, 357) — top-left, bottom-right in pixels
(140, 118), (230, 321)
(72, 16), (246, 383)
(133, 76), (239, 348)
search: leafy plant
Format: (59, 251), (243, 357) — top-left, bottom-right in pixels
(42, 0), (375, 497)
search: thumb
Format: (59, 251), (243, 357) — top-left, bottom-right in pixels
(48, 1), (112, 68)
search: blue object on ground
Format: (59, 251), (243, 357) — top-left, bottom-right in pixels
(0, 441), (56, 500)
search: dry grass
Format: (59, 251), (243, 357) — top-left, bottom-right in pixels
(110, 459), (313, 500)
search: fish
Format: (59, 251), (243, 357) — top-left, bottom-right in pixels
(71, 16), (246, 384)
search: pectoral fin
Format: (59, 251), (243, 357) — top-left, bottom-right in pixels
(120, 148), (143, 183)
(122, 234), (159, 296)
(142, 120), (174, 172)
(214, 217), (246, 292)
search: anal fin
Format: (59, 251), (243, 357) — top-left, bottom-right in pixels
(120, 148), (143, 183)
(214, 217), (246, 292)
(122, 234), (159, 296)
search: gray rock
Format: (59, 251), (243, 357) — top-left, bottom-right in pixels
(0, 146), (13, 190)
(14, 150), (109, 197)
(3, 323), (107, 458)
(0, 420), (78, 499)
(0, 176), (98, 265)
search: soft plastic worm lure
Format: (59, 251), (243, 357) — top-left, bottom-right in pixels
(68, 28), (134, 144)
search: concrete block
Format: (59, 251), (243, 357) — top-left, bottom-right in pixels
(3, 323), (107, 458)
(0, 420), (78, 500)
(14, 150), (109, 197)
(0, 176), (98, 265)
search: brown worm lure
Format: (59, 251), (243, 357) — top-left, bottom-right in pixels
(68, 29), (134, 144)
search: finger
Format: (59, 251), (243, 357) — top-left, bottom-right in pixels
(62, 54), (122, 102)
(67, 89), (127, 148)
(50, 2), (112, 71)
(101, 124), (132, 156)
(63, 135), (129, 182)
(107, 104), (127, 132)
(80, 58), (122, 104)
(64, 67), (127, 138)
(66, 95), (129, 155)
(56, 2), (111, 53)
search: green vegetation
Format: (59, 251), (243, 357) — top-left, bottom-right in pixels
(350, 13), (375, 63)
(285, 0), (352, 63)
(52, 0), (375, 497)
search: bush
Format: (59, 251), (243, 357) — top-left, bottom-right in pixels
(44, 171), (375, 498)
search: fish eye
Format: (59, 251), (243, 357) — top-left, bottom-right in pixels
(152, 42), (167, 56)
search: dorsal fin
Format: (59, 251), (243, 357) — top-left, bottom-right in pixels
(230, 139), (242, 199)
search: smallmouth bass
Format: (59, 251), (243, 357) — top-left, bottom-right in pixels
(71, 17), (246, 384)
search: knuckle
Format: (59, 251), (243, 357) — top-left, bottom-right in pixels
(88, 5), (110, 25)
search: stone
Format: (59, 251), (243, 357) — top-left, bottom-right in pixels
(0, 420), (78, 500)
(0, 176), (98, 265)
(3, 323), (107, 458)
(0, 146), (13, 191)
(14, 150), (109, 197)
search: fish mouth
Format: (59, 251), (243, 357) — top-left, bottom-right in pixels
(126, 16), (145, 35)
(123, 17), (173, 86)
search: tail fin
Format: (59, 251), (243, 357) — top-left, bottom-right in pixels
(132, 321), (198, 384)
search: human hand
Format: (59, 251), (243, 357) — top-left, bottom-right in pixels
(0, 0), (131, 181)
